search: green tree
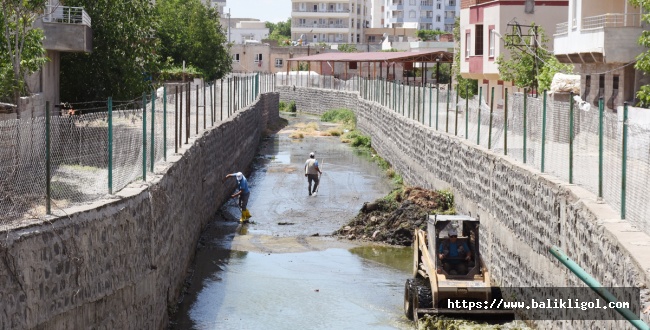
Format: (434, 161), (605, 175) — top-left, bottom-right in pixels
(0, 0), (48, 103)
(338, 44), (357, 53)
(416, 29), (445, 41)
(452, 16), (477, 98)
(156, 0), (230, 80)
(496, 23), (571, 93)
(60, 0), (160, 101)
(266, 18), (291, 40)
(629, 0), (650, 106)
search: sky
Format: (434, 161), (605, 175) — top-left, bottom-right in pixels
(225, 0), (292, 23)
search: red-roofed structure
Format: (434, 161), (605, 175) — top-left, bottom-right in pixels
(285, 51), (454, 84)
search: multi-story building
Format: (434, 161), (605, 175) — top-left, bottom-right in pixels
(553, 0), (644, 109)
(229, 21), (270, 44)
(204, 0), (226, 16)
(291, 0), (371, 44)
(459, 0), (568, 103)
(381, 0), (459, 32)
(27, 1), (92, 116)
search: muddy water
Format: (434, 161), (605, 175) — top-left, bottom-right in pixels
(169, 114), (415, 329)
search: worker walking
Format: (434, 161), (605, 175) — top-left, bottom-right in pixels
(304, 152), (322, 196)
(223, 172), (251, 222)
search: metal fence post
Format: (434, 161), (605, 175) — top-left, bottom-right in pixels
(621, 102), (628, 219)
(151, 90), (155, 172)
(163, 86), (167, 161)
(504, 88), (508, 155)
(436, 83), (440, 130)
(569, 91), (574, 182)
(195, 86), (199, 134)
(465, 84), (469, 140)
(541, 90), (547, 173)
(46, 101), (51, 214)
(598, 97), (604, 198)
(143, 93), (147, 181)
(429, 85), (433, 127)
(488, 86), (494, 149)
(455, 85), (459, 136)
(108, 97), (113, 194)
(477, 87), (482, 145)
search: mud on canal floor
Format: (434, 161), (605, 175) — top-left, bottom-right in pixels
(168, 113), (528, 330)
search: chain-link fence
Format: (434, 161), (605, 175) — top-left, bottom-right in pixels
(278, 76), (650, 237)
(0, 73), (275, 227)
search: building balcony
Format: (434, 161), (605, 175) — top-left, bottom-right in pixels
(386, 4), (404, 10)
(554, 13), (644, 64)
(39, 5), (92, 53)
(388, 17), (405, 23)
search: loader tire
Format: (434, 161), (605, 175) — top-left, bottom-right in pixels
(412, 278), (433, 322)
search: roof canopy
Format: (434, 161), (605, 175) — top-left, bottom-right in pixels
(287, 51), (453, 64)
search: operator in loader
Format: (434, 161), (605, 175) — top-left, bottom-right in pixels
(438, 228), (472, 275)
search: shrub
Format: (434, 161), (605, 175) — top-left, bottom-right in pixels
(289, 100), (297, 112)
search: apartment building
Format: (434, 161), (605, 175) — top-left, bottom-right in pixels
(229, 21), (270, 44)
(291, 0), (371, 44)
(553, 0), (645, 109)
(204, 0), (226, 16)
(459, 0), (568, 103)
(230, 43), (317, 74)
(382, 0), (459, 32)
(27, 1), (92, 116)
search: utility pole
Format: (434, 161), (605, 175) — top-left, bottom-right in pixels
(505, 22), (540, 97)
(228, 8), (231, 44)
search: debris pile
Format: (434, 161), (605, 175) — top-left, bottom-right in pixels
(335, 187), (454, 246)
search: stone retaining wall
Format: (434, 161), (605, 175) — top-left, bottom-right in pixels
(278, 86), (650, 329)
(0, 93), (279, 329)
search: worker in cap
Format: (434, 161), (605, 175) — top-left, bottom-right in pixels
(304, 152), (322, 196)
(438, 227), (471, 275)
(223, 172), (251, 222)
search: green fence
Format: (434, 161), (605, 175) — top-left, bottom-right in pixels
(0, 73), (276, 226)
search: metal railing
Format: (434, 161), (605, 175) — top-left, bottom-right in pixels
(292, 8), (350, 13)
(582, 13), (643, 30)
(293, 24), (349, 29)
(43, 5), (91, 27)
(555, 21), (568, 35)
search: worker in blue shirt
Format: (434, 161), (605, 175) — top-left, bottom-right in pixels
(224, 172), (251, 222)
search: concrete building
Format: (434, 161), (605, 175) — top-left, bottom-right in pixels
(459, 0), (568, 103)
(229, 21), (270, 44)
(381, 0), (459, 32)
(204, 0), (226, 16)
(28, 1), (92, 116)
(230, 43), (317, 74)
(553, 0), (645, 109)
(291, 0), (371, 44)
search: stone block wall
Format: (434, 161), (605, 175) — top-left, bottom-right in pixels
(279, 87), (650, 329)
(0, 93), (279, 329)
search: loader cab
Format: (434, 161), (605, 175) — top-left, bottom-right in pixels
(428, 214), (481, 279)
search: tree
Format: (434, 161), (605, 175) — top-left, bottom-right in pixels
(416, 29), (445, 41)
(266, 18), (291, 43)
(338, 44), (357, 53)
(60, 0), (160, 102)
(156, 0), (230, 80)
(0, 0), (48, 104)
(629, 0), (650, 106)
(496, 23), (572, 94)
(452, 16), (477, 99)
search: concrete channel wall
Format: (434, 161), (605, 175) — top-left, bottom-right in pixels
(0, 93), (279, 330)
(279, 86), (650, 329)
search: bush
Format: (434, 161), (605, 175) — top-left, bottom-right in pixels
(321, 108), (356, 129)
(289, 100), (297, 112)
(279, 100), (297, 112)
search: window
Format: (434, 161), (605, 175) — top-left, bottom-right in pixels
(465, 32), (470, 58)
(409, 10), (416, 18)
(368, 35), (376, 42)
(449, 0), (455, 5)
(233, 53), (240, 62)
(475, 25), (484, 56)
(275, 58), (283, 68)
(489, 29), (495, 57)
(436, 15), (441, 22)
(437, 3), (441, 9)
(254, 54), (263, 63)
(298, 18), (306, 25)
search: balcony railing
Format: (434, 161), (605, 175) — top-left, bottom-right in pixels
(293, 8), (350, 13)
(294, 24), (349, 29)
(421, 1), (433, 6)
(43, 5), (91, 27)
(555, 21), (568, 35)
(582, 13), (643, 30)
